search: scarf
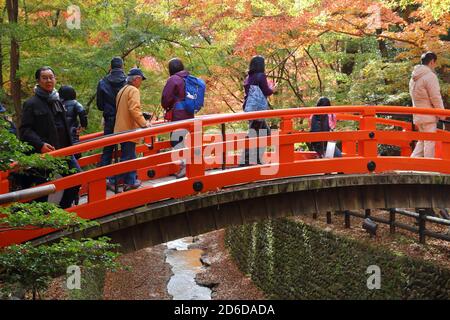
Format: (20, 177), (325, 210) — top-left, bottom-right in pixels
(34, 85), (64, 114)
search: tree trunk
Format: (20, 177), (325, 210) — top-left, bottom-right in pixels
(6, 0), (21, 125)
(0, 31), (3, 91)
(52, 9), (60, 27)
(376, 29), (388, 59)
(0, 7), (6, 91)
(341, 40), (359, 76)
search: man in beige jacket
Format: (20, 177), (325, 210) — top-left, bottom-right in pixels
(410, 52), (445, 158)
(113, 68), (150, 191)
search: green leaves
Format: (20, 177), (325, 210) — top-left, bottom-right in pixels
(0, 201), (122, 300)
(0, 237), (121, 299)
(348, 59), (412, 105)
(0, 202), (98, 232)
(0, 118), (70, 178)
(0, 116), (121, 299)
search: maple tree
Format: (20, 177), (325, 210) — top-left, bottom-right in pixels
(0, 0), (447, 127)
(169, 0), (449, 112)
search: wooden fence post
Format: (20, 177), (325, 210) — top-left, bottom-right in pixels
(389, 208), (396, 234)
(326, 211), (332, 224)
(344, 210), (351, 228)
(418, 209), (426, 244)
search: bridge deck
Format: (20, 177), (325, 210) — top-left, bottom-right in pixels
(74, 168), (443, 206)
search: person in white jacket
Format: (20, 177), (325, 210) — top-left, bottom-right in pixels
(409, 52), (445, 158)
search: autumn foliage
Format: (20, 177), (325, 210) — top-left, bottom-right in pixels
(0, 0), (448, 124)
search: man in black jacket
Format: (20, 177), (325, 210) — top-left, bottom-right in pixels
(96, 57), (127, 168)
(19, 66), (80, 208)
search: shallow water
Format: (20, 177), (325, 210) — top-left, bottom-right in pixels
(165, 237), (212, 300)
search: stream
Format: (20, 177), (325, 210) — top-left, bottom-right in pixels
(165, 237), (212, 300)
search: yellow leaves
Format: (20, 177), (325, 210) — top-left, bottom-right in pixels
(417, 0), (450, 20)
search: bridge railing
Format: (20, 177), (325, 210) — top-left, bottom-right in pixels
(2, 105), (450, 246)
(47, 108), (418, 172)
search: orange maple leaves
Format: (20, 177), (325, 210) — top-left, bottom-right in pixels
(87, 31), (111, 47)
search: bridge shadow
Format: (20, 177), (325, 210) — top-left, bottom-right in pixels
(32, 172), (450, 253)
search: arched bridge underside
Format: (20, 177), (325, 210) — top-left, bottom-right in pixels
(32, 173), (450, 253)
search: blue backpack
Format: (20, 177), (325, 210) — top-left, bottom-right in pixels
(176, 75), (206, 114)
(244, 85), (268, 112)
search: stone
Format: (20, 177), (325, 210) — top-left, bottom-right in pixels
(200, 254), (212, 266)
(195, 277), (219, 289)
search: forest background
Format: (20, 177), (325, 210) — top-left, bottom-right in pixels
(0, 0), (449, 133)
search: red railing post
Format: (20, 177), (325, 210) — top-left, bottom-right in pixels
(440, 142), (450, 160)
(0, 172), (9, 194)
(137, 135), (157, 181)
(401, 143), (412, 157)
(342, 141), (357, 157)
(186, 120), (205, 179)
(279, 118), (294, 164)
(88, 180), (107, 203)
(359, 108), (378, 158)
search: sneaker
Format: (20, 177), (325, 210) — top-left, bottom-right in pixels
(123, 180), (142, 192)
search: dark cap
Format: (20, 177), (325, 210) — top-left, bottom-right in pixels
(127, 68), (147, 80)
(111, 57), (124, 69)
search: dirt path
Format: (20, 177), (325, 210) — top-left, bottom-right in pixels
(103, 244), (173, 300)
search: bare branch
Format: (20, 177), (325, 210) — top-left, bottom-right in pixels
(304, 47), (323, 94)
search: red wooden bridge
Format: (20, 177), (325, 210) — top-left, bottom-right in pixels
(2, 106), (450, 251)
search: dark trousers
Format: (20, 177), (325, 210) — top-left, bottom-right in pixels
(71, 127), (82, 160)
(13, 156), (81, 209)
(59, 156), (82, 208)
(99, 116), (116, 167)
(118, 142), (137, 185)
(240, 120), (270, 165)
(311, 142), (342, 158)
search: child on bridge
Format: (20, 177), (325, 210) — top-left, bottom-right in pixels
(309, 97), (342, 158)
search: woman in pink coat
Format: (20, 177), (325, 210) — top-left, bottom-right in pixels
(409, 52), (445, 158)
